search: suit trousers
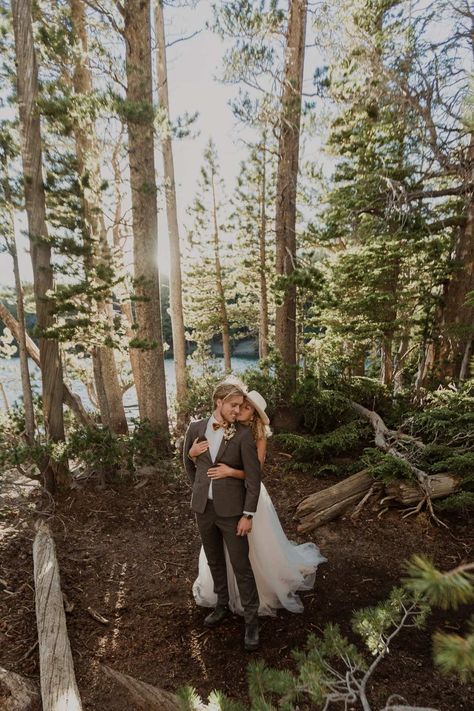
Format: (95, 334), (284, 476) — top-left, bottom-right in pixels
(195, 500), (259, 625)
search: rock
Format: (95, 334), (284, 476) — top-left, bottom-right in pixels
(0, 668), (40, 711)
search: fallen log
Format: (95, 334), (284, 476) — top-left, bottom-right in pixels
(351, 402), (450, 526)
(385, 473), (461, 505)
(298, 491), (370, 533)
(0, 302), (95, 429)
(102, 665), (181, 711)
(296, 469), (383, 533)
(0, 668), (40, 711)
(33, 521), (83, 711)
(296, 469), (374, 517)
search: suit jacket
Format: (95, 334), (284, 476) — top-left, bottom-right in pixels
(183, 418), (261, 517)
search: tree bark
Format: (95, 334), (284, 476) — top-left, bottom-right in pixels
(154, 0), (188, 420)
(124, 0), (169, 436)
(436, 143), (474, 381)
(0, 157), (36, 443)
(258, 135), (269, 360)
(393, 329), (410, 394)
(33, 521), (83, 711)
(70, 0), (128, 434)
(380, 333), (393, 386)
(110, 137), (143, 407)
(274, 0), (308, 392)
(385, 473), (460, 505)
(11, 0), (68, 492)
(0, 302), (95, 429)
(210, 164), (232, 371)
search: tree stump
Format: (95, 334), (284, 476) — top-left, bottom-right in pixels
(33, 520), (83, 711)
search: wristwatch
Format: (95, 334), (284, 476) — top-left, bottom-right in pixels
(243, 514), (253, 520)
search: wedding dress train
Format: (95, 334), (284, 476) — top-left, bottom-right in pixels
(193, 483), (327, 616)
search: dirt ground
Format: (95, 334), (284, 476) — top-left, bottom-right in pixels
(1, 446), (473, 710)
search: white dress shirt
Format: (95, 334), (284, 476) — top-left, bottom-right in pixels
(205, 415), (225, 500)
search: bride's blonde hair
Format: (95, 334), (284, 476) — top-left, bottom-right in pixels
(249, 407), (272, 442)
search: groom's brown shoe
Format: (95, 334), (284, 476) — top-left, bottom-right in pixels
(204, 604), (230, 628)
(244, 623), (259, 651)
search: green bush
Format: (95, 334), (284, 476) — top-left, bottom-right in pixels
(361, 447), (415, 484)
(291, 376), (352, 433)
(405, 384), (474, 448)
(430, 452), (474, 476)
(434, 492), (474, 514)
(274, 420), (369, 463)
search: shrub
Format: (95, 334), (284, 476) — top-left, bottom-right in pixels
(291, 376), (352, 433)
(274, 420), (370, 463)
(361, 447), (415, 484)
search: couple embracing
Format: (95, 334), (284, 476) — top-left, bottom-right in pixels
(183, 379), (326, 651)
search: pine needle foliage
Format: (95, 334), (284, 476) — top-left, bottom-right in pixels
(405, 385), (474, 449)
(434, 492), (474, 514)
(404, 556), (474, 610)
(177, 685), (247, 710)
(274, 420), (369, 463)
(430, 452), (474, 476)
(361, 448), (415, 483)
(433, 625), (474, 682)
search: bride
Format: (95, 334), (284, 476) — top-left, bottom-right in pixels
(190, 389), (326, 616)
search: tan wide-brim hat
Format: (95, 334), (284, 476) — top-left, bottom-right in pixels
(245, 390), (270, 425)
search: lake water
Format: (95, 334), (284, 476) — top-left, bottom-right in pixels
(0, 356), (259, 415)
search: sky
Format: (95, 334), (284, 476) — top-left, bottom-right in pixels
(0, 0), (324, 288)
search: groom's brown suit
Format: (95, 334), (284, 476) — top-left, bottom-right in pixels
(184, 419), (261, 624)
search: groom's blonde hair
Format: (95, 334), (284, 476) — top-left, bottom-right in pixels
(212, 382), (245, 408)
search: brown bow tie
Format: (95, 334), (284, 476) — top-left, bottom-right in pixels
(212, 421), (228, 431)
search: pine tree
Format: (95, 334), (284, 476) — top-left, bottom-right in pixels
(154, 0), (187, 422)
(184, 140), (233, 370)
(306, 0), (466, 390)
(230, 133), (276, 359)
(123, 0), (169, 437)
(274, 0), (308, 393)
(0, 121), (36, 444)
(11, 0), (68, 491)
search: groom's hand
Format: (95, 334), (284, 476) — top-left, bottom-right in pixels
(236, 516), (252, 536)
(189, 437), (209, 458)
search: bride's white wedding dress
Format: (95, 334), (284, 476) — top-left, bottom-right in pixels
(193, 483), (327, 616)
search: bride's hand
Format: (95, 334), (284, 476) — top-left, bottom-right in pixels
(207, 463), (234, 479)
(189, 437), (209, 458)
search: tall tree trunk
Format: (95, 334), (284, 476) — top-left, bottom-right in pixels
(258, 135), (269, 360)
(380, 334), (393, 386)
(154, 0), (188, 421)
(0, 155), (36, 443)
(11, 231), (36, 444)
(110, 136), (143, 409)
(70, 0), (128, 434)
(274, 0), (307, 393)
(435, 137), (474, 381)
(11, 0), (68, 491)
(210, 167), (231, 371)
(393, 328), (410, 394)
(124, 0), (169, 436)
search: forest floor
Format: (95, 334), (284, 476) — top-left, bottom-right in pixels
(1, 445), (473, 711)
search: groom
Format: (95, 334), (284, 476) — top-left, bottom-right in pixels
(183, 381), (262, 651)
